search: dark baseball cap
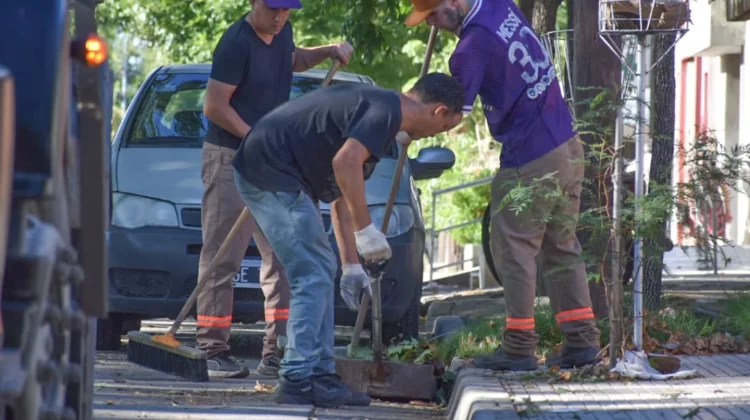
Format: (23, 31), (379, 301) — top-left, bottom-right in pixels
(263, 0), (302, 9)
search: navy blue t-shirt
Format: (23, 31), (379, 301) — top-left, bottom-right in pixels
(232, 83), (402, 203)
(204, 14), (295, 149)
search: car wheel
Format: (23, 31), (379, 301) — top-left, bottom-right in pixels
(382, 281), (422, 346)
(96, 314), (124, 351)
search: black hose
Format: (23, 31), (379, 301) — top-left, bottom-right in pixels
(481, 201), (502, 286)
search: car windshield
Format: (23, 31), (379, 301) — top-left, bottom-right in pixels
(125, 72), (356, 147)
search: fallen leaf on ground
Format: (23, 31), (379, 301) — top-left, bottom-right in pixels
(106, 400), (115, 405)
(559, 371), (572, 381)
(254, 381), (275, 393)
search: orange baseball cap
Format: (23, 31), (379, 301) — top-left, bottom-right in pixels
(405, 0), (442, 26)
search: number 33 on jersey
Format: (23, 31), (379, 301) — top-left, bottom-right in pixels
(497, 8), (555, 100)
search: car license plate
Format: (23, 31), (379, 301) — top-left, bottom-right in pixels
(233, 259), (261, 288)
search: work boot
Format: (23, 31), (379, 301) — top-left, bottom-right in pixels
(473, 348), (538, 371)
(314, 374), (371, 406)
(545, 345), (599, 369)
(275, 376), (313, 405)
(206, 352), (249, 379)
(301, 373), (356, 408)
(257, 355), (281, 378)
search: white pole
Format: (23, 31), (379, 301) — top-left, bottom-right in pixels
(633, 34), (651, 350)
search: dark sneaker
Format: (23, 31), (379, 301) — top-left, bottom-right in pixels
(545, 345), (599, 369)
(473, 348), (538, 371)
(310, 373), (353, 408)
(206, 352), (249, 379)
(315, 374), (371, 407)
(275, 376), (314, 405)
(257, 355), (281, 378)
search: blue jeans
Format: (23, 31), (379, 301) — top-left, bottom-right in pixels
(233, 170), (337, 380)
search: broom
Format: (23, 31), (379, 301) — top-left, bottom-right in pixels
(125, 59), (343, 382)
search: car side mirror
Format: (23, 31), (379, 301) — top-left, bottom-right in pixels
(410, 147), (456, 181)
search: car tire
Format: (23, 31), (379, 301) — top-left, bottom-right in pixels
(96, 314), (124, 351)
(382, 282), (422, 346)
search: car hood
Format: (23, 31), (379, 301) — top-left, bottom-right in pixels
(114, 148), (413, 207)
(115, 148), (203, 205)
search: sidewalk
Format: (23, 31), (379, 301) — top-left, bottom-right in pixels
(447, 354), (750, 419)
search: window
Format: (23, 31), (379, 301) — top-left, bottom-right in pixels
(125, 72), (373, 149)
(127, 73), (208, 147)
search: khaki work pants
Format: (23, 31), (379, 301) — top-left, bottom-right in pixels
(196, 142), (290, 360)
(491, 136), (601, 356)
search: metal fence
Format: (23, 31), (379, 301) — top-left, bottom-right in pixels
(427, 176), (493, 288)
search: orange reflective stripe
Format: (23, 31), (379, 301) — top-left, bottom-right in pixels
(555, 308), (595, 324)
(197, 314), (232, 328)
(506, 317), (535, 330)
(265, 308), (289, 321)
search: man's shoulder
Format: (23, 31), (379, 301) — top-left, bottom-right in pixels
(216, 16), (252, 48)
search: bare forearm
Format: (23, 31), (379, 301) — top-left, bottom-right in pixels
(331, 199), (360, 264)
(293, 45), (334, 72)
(205, 105), (251, 139)
(333, 162), (371, 231)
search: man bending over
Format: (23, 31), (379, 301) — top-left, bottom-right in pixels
(232, 73), (464, 407)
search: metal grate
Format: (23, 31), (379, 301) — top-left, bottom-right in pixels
(599, 0), (691, 34)
(541, 29), (575, 118)
(181, 208), (201, 228)
(110, 268), (171, 298)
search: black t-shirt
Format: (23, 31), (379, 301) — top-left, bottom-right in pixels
(204, 14), (295, 150)
(232, 83), (403, 203)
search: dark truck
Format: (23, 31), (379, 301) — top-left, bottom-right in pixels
(1, 0), (112, 419)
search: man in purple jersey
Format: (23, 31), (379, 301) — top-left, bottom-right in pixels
(406, 0), (601, 371)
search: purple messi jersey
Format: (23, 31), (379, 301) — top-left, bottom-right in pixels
(449, 0), (577, 168)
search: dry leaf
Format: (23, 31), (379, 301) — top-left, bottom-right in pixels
(106, 400), (115, 405)
(559, 371), (572, 382)
(409, 400), (432, 406)
(254, 381), (275, 393)
(548, 365), (560, 373)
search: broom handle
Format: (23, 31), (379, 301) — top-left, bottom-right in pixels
(350, 26), (438, 349)
(168, 208), (250, 336)
(168, 59), (343, 337)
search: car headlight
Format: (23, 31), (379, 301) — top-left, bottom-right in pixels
(369, 204), (414, 238)
(111, 192), (179, 229)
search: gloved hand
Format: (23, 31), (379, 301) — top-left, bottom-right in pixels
(339, 263), (373, 312)
(354, 223), (391, 264)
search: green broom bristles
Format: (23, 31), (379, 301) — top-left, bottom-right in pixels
(126, 334), (209, 382)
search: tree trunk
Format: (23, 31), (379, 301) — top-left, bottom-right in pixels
(532, 0), (563, 36)
(571, 0), (621, 320)
(518, 0), (536, 23)
(643, 34), (677, 311)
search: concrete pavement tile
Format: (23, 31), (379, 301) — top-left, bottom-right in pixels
(704, 406), (741, 420)
(313, 403), (445, 419)
(93, 403), (313, 419)
(447, 374), (511, 420)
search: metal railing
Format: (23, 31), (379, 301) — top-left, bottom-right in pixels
(427, 176), (493, 288)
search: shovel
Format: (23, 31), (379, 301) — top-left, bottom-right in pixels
(335, 25), (441, 402)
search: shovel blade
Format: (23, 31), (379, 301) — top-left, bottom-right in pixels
(335, 358), (437, 401)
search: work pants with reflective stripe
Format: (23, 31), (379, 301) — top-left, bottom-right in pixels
(490, 136), (601, 356)
(196, 142), (290, 360)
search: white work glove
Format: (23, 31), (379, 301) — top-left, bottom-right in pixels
(354, 223), (392, 264)
(339, 263), (373, 312)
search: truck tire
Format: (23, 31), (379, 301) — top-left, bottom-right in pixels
(96, 314), (124, 351)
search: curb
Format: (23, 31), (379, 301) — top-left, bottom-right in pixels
(445, 368), (516, 420)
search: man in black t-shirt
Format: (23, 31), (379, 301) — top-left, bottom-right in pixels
(232, 73), (465, 407)
(197, 0), (354, 379)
